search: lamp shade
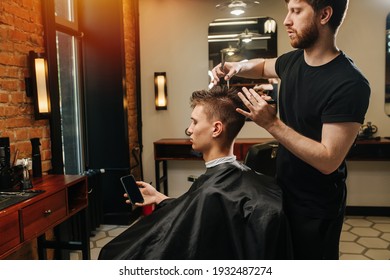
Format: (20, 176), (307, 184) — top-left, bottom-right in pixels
(216, 1), (260, 16)
(154, 72), (167, 110)
(27, 51), (51, 119)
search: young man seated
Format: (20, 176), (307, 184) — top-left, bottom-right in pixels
(98, 86), (292, 260)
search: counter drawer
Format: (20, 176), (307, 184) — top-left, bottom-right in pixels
(21, 190), (67, 241)
(0, 211), (20, 256)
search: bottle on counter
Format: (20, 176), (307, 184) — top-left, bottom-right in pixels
(30, 138), (42, 177)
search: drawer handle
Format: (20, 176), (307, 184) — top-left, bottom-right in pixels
(43, 209), (52, 216)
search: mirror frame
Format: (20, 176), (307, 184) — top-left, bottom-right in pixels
(385, 12), (390, 116)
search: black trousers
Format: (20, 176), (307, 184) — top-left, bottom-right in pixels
(286, 205), (346, 260)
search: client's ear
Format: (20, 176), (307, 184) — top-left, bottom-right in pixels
(212, 121), (223, 137)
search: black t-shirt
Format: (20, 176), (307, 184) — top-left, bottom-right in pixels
(275, 49), (370, 218)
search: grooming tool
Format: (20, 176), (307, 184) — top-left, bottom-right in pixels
(220, 54), (230, 89)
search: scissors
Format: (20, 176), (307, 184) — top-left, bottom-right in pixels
(220, 57), (229, 89)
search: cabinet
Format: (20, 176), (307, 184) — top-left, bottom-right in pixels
(0, 175), (89, 259)
(0, 211), (20, 255)
(21, 190), (67, 241)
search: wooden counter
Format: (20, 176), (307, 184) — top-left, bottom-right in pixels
(154, 137), (390, 195)
(0, 174), (89, 259)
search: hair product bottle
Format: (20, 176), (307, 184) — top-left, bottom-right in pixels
(30, 138), (42, 177)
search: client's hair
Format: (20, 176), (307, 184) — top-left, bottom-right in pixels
(190, 86), (246, 144)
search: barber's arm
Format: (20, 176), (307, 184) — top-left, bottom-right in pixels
(237, 87), (360, 174)
(267, 120), (359, 174)
(211, 58), (278, 85)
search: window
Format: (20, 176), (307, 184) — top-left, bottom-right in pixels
(56, 31), (84, 174)
(55, 0), (78, 29)
(54, 0), (84, 174)
(43, 0), (84, 174)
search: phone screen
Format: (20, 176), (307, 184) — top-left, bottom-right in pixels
(120, 175), (144, 204)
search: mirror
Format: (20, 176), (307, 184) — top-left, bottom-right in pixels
(386, 13), (390, 116)
(208, 16), (277, 88)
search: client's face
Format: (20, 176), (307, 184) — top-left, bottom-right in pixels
(187, 105), (214, 153)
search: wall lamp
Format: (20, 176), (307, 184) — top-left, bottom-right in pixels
(25, 51), (51, 120)
(264, 19), (277, 34)
(154, 72), (167, 110)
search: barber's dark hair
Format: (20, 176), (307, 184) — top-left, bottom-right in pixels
(285, 0), (349, 33)
(190, 86), (246, 144)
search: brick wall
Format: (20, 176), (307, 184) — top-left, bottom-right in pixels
(0, 0), (51, 172)
(123, 0), (141, 180)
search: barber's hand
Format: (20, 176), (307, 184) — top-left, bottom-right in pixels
(211, 61), (242, 85)
(124, 181), (168, 206)
(253, 83), (274, 93)
(236, 87), (277, 129)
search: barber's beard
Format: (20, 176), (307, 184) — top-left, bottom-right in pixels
(290, 21), (319, 49)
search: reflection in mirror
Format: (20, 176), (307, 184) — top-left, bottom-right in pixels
(208, 16), (277, 88)
(386, 13), (390, 116)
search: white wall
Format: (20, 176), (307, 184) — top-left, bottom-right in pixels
(139, 0), (390, 205)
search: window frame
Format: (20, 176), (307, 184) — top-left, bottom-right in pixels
(42, 0), (84, 174)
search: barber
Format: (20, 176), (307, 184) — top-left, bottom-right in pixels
(211, 0), (370, 260)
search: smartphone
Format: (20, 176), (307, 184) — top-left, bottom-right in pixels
(120, 174), (144, 204)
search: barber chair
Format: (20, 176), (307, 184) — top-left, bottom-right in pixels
(244, 141), (278, 177)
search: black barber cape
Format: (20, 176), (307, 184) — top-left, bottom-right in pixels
(98, 161), (292, 260)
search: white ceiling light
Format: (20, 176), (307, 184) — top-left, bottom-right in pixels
(230, 2), (246, 16)
(221, 46), (239, 56)
(240, 28), (253, 43)
(216, 1), (260, 16)
(209, 19), (258, 26)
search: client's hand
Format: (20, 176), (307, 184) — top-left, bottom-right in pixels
(123, 181), (169, 206)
